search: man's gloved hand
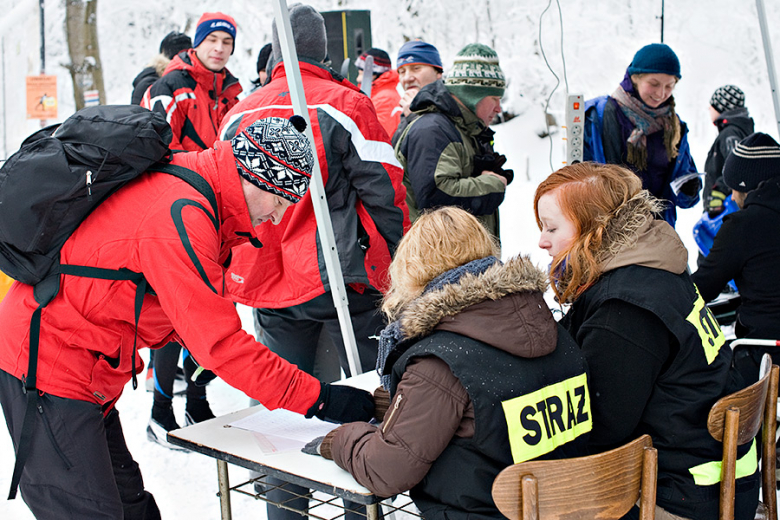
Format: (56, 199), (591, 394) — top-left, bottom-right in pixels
(302, 436), (325, 456)
(679, 177), (701, 197)
(473, 153), (514, 185)
(707, 187), (728, 218)
(305, 383), (375, 424)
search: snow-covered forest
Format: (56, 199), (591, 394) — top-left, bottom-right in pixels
(2, 0), (780, 518)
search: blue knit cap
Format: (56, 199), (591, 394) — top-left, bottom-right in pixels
(397, 40), (443, 70)
(627, 43), (681, 79)
(193, 12), (237, 55)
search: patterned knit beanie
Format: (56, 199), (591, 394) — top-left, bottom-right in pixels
(193, 12), (237, 55)
(710, 85), (745, 114)
(723, 132), (780, 192)
(232, 116), (314, 203)
(627, 43), (681, 79)
(356, 48), (392, 76)
(444, 43), (506, 115)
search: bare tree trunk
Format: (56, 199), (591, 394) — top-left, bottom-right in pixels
(65, 0), (104, 111)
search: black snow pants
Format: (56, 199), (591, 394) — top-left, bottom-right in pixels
(0, 368), (161, 520)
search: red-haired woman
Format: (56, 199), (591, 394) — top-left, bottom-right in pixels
(534, 162), (758, 520)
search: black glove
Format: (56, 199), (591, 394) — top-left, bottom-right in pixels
(473, 153), (514, 185)
(497, 168), (514, 185)
(679, 177), (701, 197)
(305, 382), (375, 424)
(302, 436), (325, 456)
(184, 354), (217, 387)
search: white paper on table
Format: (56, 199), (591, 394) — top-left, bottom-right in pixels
(227, 408), (339, 454)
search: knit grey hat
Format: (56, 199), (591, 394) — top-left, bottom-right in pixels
(271, 3), (327, 63)
(723, 132), (780, 192)
(444, 43), (506, 115)
(232, 116), (314, 203)
(710, 85), (745, 114)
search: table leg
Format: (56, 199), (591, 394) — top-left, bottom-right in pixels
(217, 460), (232, 520)
(367, 503), (379, 520)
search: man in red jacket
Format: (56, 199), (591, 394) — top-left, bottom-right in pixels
(219, 4), (408, 519)
(0, 116), (374, 520)
(141, 11), (244, 438)
(355, 48), (401, 138)
(142, 12), (242, 152)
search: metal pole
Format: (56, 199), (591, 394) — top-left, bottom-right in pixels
(39, 0), (46, 127)
(39, 0), (45, 74)
(660, 0), (664, 43)
(756, 0), (780, 139)
(271, 0), (362, 377)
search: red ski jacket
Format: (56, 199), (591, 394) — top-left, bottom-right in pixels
(370, 69), (402, 139)
(219, 61), (409, 308)
(142, 49), (242, 152)
(0, 143), (321, 413)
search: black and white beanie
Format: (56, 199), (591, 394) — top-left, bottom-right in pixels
(710, 85), (745, 114)
(232, 116), (314, 203)
(723, 132), (780, 192)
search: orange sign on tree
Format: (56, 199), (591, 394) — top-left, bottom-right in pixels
(26, 75), (58, 120)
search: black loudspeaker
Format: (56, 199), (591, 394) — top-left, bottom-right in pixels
(321, 10), (372, 84)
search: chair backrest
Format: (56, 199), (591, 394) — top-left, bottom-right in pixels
(491, 434), (657, 520)
(707, 353), (778, 520)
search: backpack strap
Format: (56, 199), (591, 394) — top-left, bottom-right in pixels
(151, 163), (219, 224)
(8, 164), (217, 500)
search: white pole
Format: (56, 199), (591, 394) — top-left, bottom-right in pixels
(755, 0), (780, 138)
(271, 0), (362, 377)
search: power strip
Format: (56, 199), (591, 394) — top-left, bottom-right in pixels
(564, 93), (584, 165)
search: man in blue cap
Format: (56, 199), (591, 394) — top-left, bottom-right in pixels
(392, 40), (444, 144)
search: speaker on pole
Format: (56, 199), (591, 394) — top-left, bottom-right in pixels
(320, 10), (372, 84)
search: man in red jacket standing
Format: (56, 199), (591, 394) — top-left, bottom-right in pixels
(355, 48), (401, 138)
(142, 12), (242, 152)
(0, 116), (374, 520)
(219, 4), (408, 519)
(142, 11), (244, 438)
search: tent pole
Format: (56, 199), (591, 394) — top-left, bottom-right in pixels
(272, 0), (362, 377)
(756, 0), (780, 138)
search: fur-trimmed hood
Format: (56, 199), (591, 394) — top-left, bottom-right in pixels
(598, 191), (688, 275)
(397, 255), (558, 358)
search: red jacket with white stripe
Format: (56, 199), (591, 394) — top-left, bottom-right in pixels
(142, 49), (242, 151)
(0, 143), (321, 413)
(219, 60), (409, 308)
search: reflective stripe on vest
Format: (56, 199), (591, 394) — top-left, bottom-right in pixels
(686, 287), (726, 364)
(688, 438), (758, 486)
(501, 372), (592, 464)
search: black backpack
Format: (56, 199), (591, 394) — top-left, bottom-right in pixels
(0, 105), (219, 499)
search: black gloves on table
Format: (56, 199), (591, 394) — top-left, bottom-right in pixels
(305, 382), (375, 424)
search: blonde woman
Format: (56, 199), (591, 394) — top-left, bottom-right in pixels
(583, 43), (700, 228)
(535, 162), (758, 520)
(303, 207), (591, 520)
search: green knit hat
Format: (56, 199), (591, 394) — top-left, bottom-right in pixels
(444, 43), (506, 115)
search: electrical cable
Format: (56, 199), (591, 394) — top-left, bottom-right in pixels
(538, 0), (569, 173)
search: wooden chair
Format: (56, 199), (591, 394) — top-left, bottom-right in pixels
(491, 434), (657, 520)
(707, 353), (779, 520)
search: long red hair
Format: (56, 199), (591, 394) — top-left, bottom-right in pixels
(534, 162), (642, 303)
